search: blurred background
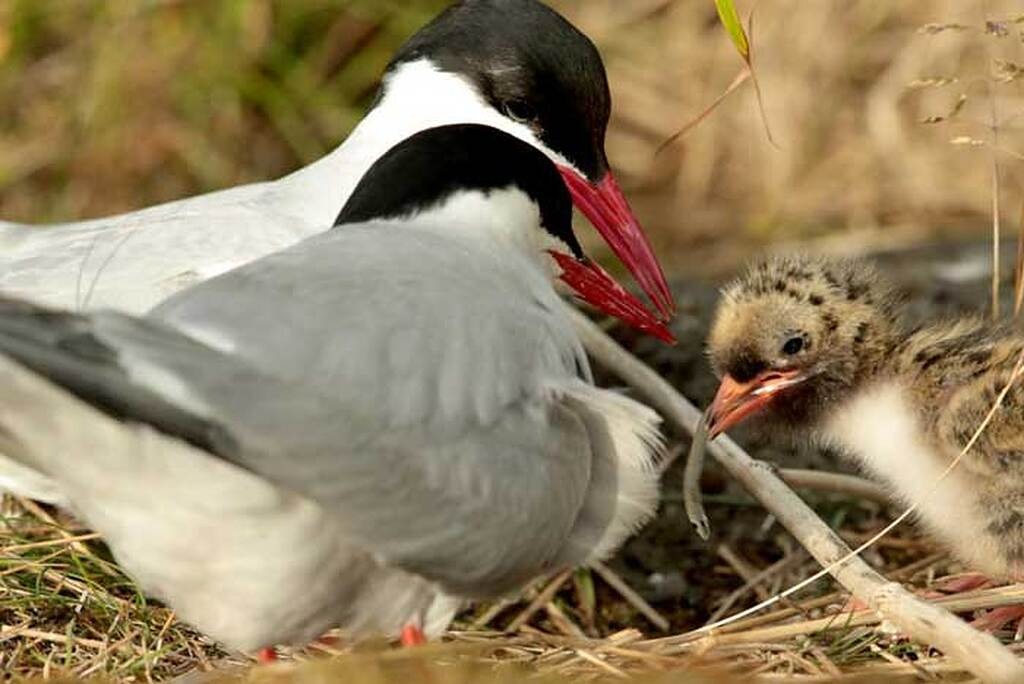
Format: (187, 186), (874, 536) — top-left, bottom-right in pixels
(2, 0), (1023, 280)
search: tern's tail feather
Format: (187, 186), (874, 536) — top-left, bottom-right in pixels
(0, 351), (461, 650)
(0, 297), (234, 459)
(551, 380), (664, 568)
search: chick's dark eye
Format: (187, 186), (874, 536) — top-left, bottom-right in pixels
(782, 337), (804, 355)
(503, 100), (537, 123)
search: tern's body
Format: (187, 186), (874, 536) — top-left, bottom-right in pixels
(0, 0), (673, 320)
(0, 125), (665, 650)
(0, 229), (661, 648)
(0, 62), (515, 314)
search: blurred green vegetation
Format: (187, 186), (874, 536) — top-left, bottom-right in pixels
(0, 0), (448, 222)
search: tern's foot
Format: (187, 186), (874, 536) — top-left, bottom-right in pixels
(970, 605), (1024, 634)
(923, 574), (1023, 635)
(256, 647), (278, 664)
(925, 572), (995, 598)
(400, 624), (426, 647)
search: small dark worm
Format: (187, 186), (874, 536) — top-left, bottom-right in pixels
(683, 409), (712, 540)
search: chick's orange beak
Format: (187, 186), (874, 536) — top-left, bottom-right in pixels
(707, 369), (807, 439)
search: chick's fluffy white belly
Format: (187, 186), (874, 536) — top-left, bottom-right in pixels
(821, 381), (1000, 574)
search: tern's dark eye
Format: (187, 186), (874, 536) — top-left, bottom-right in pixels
(782, 337), (804, 355)
(503, 99), (537, 124)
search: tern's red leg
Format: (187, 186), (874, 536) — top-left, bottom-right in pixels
(256, 647), (278, 663)
(400, 624), (426, 647)
(921, 573), (1022, 634)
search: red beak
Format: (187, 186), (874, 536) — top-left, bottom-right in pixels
(550, 251), (675, 344)
(706, 369), (807, 439)
(557, 167), (675, 322)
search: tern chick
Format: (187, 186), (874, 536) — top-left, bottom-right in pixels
(705, 254), (1024, 586)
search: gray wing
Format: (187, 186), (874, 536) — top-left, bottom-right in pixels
(152, 226), (592, 428)
(0, 228), (595, 596)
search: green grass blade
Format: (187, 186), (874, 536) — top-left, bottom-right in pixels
(714, 0), (750, 61)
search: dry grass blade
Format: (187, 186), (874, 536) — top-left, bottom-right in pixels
(12, 497), (115, 573)
(2, 532), (101, 554)
(1016, 198), (1024, 317)
(918, 22), (972, 34)
(920, 93), (968, 124)
(506, 571), (573, 633)
(657, 68), (750, 153)
(709, 0), (775, 148)
(543, 601), (585, 638)
(572, 648), (629, 678)
(743, 12), (777, 149)
(659, 0), (778, 154)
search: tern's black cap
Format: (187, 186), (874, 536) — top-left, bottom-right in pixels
(386, 0), (611, 182)
(333, 123), (581, 259)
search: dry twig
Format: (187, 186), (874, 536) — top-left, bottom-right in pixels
(775, 468), (891, 506)
(591, 562), (669, 632)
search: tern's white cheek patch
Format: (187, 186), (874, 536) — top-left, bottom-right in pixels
(403, 187), (545, 266)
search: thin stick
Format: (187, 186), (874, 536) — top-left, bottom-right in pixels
(507, 571), (572, 633)
(591, 562), (669, 632)
(707, 552), (804, 624)
(470, 598), (515, 630)
(569, 310), (1024, 684)
(544, 601), (586, 638)
(716, 545), (771, 602)
(776, 468), (891, 506)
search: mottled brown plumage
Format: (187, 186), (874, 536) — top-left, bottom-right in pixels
(706, 254), (1024, 582)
